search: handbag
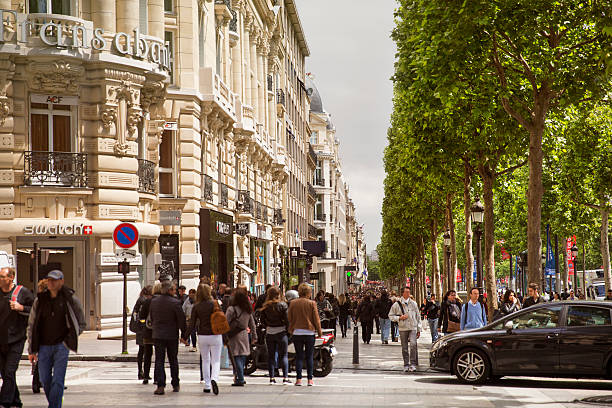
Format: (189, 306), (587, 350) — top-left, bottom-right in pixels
(211, 301), (230, 335)
(446, 304), (460, 333)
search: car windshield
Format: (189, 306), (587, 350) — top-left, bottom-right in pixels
(491, 305), (562, 330)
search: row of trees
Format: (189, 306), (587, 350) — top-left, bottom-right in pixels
(380, 0), (612, 318)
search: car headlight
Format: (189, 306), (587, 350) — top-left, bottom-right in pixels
(431, 338), (448, 352)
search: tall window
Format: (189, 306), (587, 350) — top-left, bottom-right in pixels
(29, 0), (72, 14)
(30, 96), (76, 152)
(159, 130), (175, 196)
(139, 0), (148, 34)
(165, 31), (175, 84)
(309, 130), (317, 145)
(164, 0), (173, 13)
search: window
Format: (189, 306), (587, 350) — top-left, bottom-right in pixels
(139, 0), (148, 34)
(164, 0), (173, 13)
(503, 306), (562, 330)
(29, 0), (71, 14)
(567, 306), (611, 327)
(30, 96), (76, 152)
(159, 130), (175, 196)
(164, 31), (175, 84)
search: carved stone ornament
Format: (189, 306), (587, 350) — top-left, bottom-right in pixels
(114, 142), (130, 155)
(0, 98), (10, 126)
(108, 81), (138, 155)
(141, 80), (167, 112)
(109, 81), (137, 106)
(27, 60), (84, 93)
(101, 107), (117, 129)
(127, 107), (143, 137)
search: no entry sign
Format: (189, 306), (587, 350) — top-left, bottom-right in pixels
(113, 223), (139, 249)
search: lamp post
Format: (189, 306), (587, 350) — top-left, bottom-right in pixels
(443, 230), (451, 291)
(519, 250), (528, 295)
(471, 196), (484, 291)
(541, 252), (547, 293)
(571, 244), (579, 292)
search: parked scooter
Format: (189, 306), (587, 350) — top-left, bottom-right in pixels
(244, 323), (336, 377)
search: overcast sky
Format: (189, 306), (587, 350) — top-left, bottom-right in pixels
(296, 0), (397, 254)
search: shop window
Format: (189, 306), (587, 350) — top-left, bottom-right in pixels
(159, 130), (175, 196)
(29, 0), (72, 15)
(164, 31), (175, 84)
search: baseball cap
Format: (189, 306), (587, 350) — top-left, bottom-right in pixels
(46, 270), (64, 280)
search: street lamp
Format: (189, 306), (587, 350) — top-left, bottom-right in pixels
(541, 252), (547, 292)
(571, 244), (579, 291)
(443, 230), (451, 291)
(471, 196), (484, 291)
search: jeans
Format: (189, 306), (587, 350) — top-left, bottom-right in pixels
(189, 330), (197, 347)
(198, 334), (223, 389)
(266, 332), (288, 378)
(153, 338), (179, 387)
(37, 343), (69, 408)
(137, 344), (153, 378)
(391, 321), (399, 339)
(0, 339), (25, 408)
(347, 316), (351, 329)
(399, 330), (418, 368)
(361, 320), (373, 343)
(380, 318), (391, 342)
(428, 318), (439, 343)
(293, 334), (315, 380)
(339, 315), (348, 337)
(234, 355), (247, 384)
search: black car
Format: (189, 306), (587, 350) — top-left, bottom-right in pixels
(430, 301), (612, 384)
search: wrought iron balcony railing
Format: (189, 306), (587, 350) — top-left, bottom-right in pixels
(137, 159), (156, 194)
(262, 205), (270, 223)
(308, 143), (317, 162)
(24, 151), (88, 188)
(307, 183), (316, 198)
(308, 224), (318, 237)
(236, 190), (253, 214)
(315, 178), (326, 187)
(220, 183), (229, 207)
(203, 174), (213, 202)
(315, 213), (327, 222)
(255, 201), (262, 221)
(274, 209), (284, 226)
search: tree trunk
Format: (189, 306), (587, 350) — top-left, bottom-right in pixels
(463, 159), (475, 294)
(431, 219), (442, 298)
(563, 251), (568, 292)
(601, 205), (611, 292)
(442, 226), (449, 295)
(446, 193), (457, 291)
(479, 162), (498, 320)
(420, 236), (427, 303)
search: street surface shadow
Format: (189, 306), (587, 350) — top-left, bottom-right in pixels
(415, 376), (612, 390)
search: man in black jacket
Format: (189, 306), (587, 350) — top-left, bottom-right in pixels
(374, 292), (393, 344)
(523, 283), (545, 308)
(150, 281), (186, 395)
(0, 266), (34, 408)
(27, 269), (85, 408)
(424, 294), (441, 343)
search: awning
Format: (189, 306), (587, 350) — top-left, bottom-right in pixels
(237, 263), (255, 274)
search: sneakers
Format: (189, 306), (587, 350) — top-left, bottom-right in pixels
(203, 388), (211, 393)
(282, 378), (292, 385)
(295, 379), (302, 386)
(173, 385), (180, 392)
(190, 347), (197, 352)
(153, 386), (165, 395)
(270, 378), (276, 384)
(403, 366), (410, 373)
(409, 365), (417, 372)
(231, 382), (244, 387)
(142, 379), (148, 385)
(307, 379), (314, 386)
(211, 380), (219, 395)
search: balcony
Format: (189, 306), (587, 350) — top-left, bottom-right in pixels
(220, 183), (229, 208)
(315, 178), (326, 187)
(308, 224), (318, 238)
(315, 213), (327, 222)
(276, 89), (286, 107)
(202, 174), (213, 202)
(308, 143), (317, 165)
(255, 201), (262, 221)
(307, 183), (316, 199)
(200, 67), (236, 120)
(137, 159), (156, 194)
(273, 209), (284, 226)
(236, 190), (253, 214)
(24, 151), (88, 188)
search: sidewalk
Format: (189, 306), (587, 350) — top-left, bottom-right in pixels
(22, 321), (438, 372)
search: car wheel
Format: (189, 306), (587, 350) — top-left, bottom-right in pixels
(453, 348), (490, 384)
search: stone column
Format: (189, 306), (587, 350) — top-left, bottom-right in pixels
(250, 37), (258, 119)
(148, 0), (164, 39)
(93, 0), (116, 33)
(257, 47), (265, 126)
(116, 0), (139, 34)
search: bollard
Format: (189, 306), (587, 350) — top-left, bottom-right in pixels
(352, 321), (359, 364)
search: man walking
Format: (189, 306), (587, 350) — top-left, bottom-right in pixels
(389, 287), (421, 372)
(149, 281), (185, 395)
(424, 294), (440, 343)
(27, 270), (86, 408)
(460, 288), (487, 331)
(375, 292), (393, 344)
(523, 283), (545, 308)
(1, 266), (34, 408)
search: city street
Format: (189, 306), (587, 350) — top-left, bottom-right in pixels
(15, 326), (612, 407)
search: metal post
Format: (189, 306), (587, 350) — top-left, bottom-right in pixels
(122, 260), (128, 354)
(509, 254), (513, 291)
(33, 243), (39, 288)
(446, 248), (451, 291)
(352, 321), (359, 364)
(582, 243), (586, 296)
(475, 225), (483, 289)
(555, 234), (560, 294)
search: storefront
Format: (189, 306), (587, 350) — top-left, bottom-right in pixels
(199, 209), (234, 286)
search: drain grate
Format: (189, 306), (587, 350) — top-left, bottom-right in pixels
(579, 396), (612, 406)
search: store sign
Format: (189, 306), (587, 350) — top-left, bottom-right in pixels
(0, 11), (170, 72)
(257, 225), (272, 241)
(234, 223), (250, 236)
(24, 224), (93, 235)
(31, 94), (78, 105)
(216, 221), (231, 236)
(159, 210), (181, 226)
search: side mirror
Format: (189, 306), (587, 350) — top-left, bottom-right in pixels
(504, 320), (513, 333)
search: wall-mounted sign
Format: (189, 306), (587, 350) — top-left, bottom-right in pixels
(31, 94), (78, 105)
(159, 210), (181, 226)
(97, 253), (143, 266)
(216, 221), (232, 236)
(24, 224), (93, 235)
(234, 223), (250, 236)
(113, 223), (139, 249)
(257, 225), (272, 241)
(0, 10), (170, 72)
(163, 122), (178, 131)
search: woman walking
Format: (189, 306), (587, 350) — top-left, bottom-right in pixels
(440, 290), (462, 335)
(499, 290), (521, 317)
(288, 283), (322, 386)
(226, 289), (257, 387)
(138, 282), (160, 384)
(315, 291), (332, 329)
(356, 294), (376, 344)
(133, 285), (153, 381)
(337, 293), (351, 338)
(181, 284), (222, 395)
(260, 286), (291, 384)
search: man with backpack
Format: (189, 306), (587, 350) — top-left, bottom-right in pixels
(460, 287), (487, 331)
(389, 287), (421, 372)
(1, 266), (34, 408)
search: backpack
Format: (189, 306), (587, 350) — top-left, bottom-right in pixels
(210, 301), (230, 335)
(462, 301), (486, 325)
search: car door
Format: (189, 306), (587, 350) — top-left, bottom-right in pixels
(492, 305), (563, 375)
(559, 305), (612, 375)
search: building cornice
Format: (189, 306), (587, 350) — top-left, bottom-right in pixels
(284, 0), (310, 57)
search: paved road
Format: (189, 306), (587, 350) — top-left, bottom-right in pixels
(13, 323), (612, 407)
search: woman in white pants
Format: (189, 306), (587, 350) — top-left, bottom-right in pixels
(182, 284), (223, 395)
